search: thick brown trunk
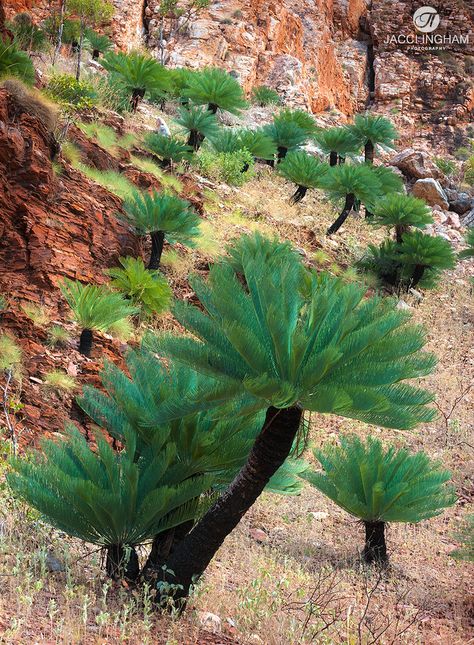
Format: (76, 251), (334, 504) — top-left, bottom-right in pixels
(411, 264), (426, 288)
(155, 405), (303, 601)
(362, 521), (388, 566)
(141, 520), (194, 582)
(106, 545), (140, 581)
(290, 185), (308, 204)
(329, 151), (338, 166)
(365, 140), (374, 164)
(327, 193), (355, 235)
(78, 328), (93, 357)
(148, 230), (165, 269)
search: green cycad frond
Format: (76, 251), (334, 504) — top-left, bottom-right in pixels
(371, 194), (433, 231)
(175, 104), (219, 139)
(320, 164), (383, 207)
(102, 51), (170, 97)
(277, 150), (328, 191)
(459, 228), (474, 259)
(262, 120), (308, 155)
(208, 128), (276, 160)
(303, 435), (455, 523)
(182, 67), (247, 115)
(371, 166), (404, 195)
(84, 29), (112, 56)
(105, 256), (172, 316)
(8, 425), (212, 547)
(60, 279), (138, 331)
(399, 231), (456, 271)
(144, 132), (193, 164)
(313, 127), (360, 157)
(148, 233), (436, 429)
(251, 85), (280, 106)
(226, 232), (300, 273)
(121, 190), (201, 245)
(276, 109), (318, 135)
(207, 128), (242, 153)
(0, 35), (35, 84)
(350, 113), (398, 149)
(357, 239), (402, 287)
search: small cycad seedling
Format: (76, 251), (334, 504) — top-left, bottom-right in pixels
(371, 193), (433, 243)
(313, 126), (360, 165)
(120, 190), (201, 269)
(303, 435), (455, 565)
(60, 279), (139, 356)
(144, 132), (193, 168)
(182, 67), (247, 115)
(277, 150), (328, 203)
(251, 85), (280, 106)
(105, 256), (173, 316)
(349, 113), (398, 163)
(175, 104), (219, 151)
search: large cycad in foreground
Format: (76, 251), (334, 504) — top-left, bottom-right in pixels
(147, 233), (436, 597)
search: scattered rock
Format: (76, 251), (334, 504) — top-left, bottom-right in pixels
(397, 300), (411, 310)
(408, 288), (424, 302)
(309, 511), (329, 520)
(445, 212), (462, 229)
(391, 149), (441, 180)
(461, 207), (474, 227)
(249, 528), (268, 542)
(199, 611), (222, 633)
(444, 188), (473, 215)
(412, 179), (449, 209)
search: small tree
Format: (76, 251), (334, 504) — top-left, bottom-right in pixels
(144, 132), (193, 168)
(320, 164), (382, 235)
(313, 126), (360, 166)
(277, 150), (328, 203)
(262, 119), (307, 162)
(105, 256), (173, 317)
(175, 104), (219, 150)
(67, 0), (113, 80)
(102, 51), (170, 111)
(350, 113), (398, 164)
(303, 435), (455, 565)
(370, 193), (433, 243)
(182, 67), (247, 115)
(60, 279), (138, 356)
(153, 0), (210, 65)
(7, 13), (47, 54)
(120, 190), (201, 269)
(0, 35), (35, 84)
(84, 27), (111, 59)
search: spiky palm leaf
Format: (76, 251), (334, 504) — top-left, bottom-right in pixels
(251, 85), (280, 106)
(320, 164), (382, 207)
(84, 28), (112, 58)
(208, 128), (276, 161)
(262, 120), (308, 160)
(0, 35), (35, 84)
(144, 132), (193, 166)
(350, 113), (398, 162)
(276, 109), (318, 136)
(182, 67), (247, 115)
(399, 230), (456, 284)
(175, 104), (219, 150)
(313, 126), (360, 164)
(226, 232), (300, 274)
(371, 166), (404, 196)
(277, 150), (329, 202)
(371, 193), (433, 243)
(105, 256), (172, 316)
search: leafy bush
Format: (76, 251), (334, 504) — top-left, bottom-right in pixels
(251, 85), (280, 106)
(45, 73), (97, 110)
(195, 148), (254, 186)
(0, 35), (35, 84)
(7, 12), (47, 52)
(303, 435), (455, 564)
(60, 279), (139, 356)
(87, 73), (132, 113)
(144, 132), (193, 167)
(105, 256), (173, 316)
(182, 67), (247, 115)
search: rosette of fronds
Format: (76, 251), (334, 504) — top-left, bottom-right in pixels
(459, 227), (474, 259)
(313, 126), (361, 165)
(262, 119), (308, 161)
(175, 104), (219, 150)
(357, 239), (403, 288)
(398, 230), (456, 288)
(8, 425), (213, 580)
(144, 132), (193, 167)
(226, 232), (300, 274)
(371, 193), (433, 243)
(60, 279), (138, 356)
(0, 35), (35, 84)
(84, 28), (112, 59)
(371, 166), (404, 196)
(105, 256), (172, 317)
(102, 51), (170, 111)
(349, 113), (398, 163)
(208, 128), (276, 163)
(303, 435), (455, 565)
(277, 150), (329, 203)
(276, 108), (318, 136)
(251, 85), (280, 106)
(182, 67), (247, 115)
(320, 164), (383, 234)
(120, 190), (201, 269)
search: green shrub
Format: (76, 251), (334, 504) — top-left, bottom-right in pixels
(0, 35), (35, 84)
(7, 12), (47, 52)
(464, 155), (474, 185)
(195, 148), (254, 186)
(251, 85), (280, 106)
(303, 435), (455, 565)
(434, 157), (456, 176)
(45, 73), (97, 110)
(47, 325), (70, 348)
(105, 256), (173, 316)
(0, 334), (22, 373)
(43, 370), (77, 393)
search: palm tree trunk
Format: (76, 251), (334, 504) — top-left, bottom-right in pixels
(131, 88), (146, 113)
(362, 521), (388, 566)
(365, 140), (374, 164)
(277, 146), (288, 162)
(208, 103), (218, 114)
(290, 185), (307, 204)
(148, 230), (165, 269)
(329, 151), (338, 166)
(106, 545), (140, 581)
(395, 224), (407, 244)
(92, 49), (100, 60)
(338, 155), (345, 165)
(187, 130), (204, 151)
(154, 405), (303, 601)
(79, 328), (93, 356)
(327, 193), (355, 235)
(410, 264), (425, 288)
(142, 520), (194, 582)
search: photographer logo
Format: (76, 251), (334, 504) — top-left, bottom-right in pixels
(413, 6), (440, 33)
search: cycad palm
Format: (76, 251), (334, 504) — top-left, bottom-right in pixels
(84, 29), (112, 59)
(182, 67), (247, 115)
(371, 193), (433, 243)
(262, 119), (308, 162)
(175, 104), (219, 150)
(399, 230), (456, 287)
(146, 233), (436, 596)
(102, 51), (170, 111)
(60, 279), (138, 356)
(320, 164), (383, 234)
(303, 435), (455, 565)
(313, 126), (360, 165)
(277, 109), (318, 136)
(277, 150), (328, 203)
(144, 132), (193, 168)
(350, 113), (398, 163)
(120, 190), (201, 269)
(208, 128), (276, 166)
